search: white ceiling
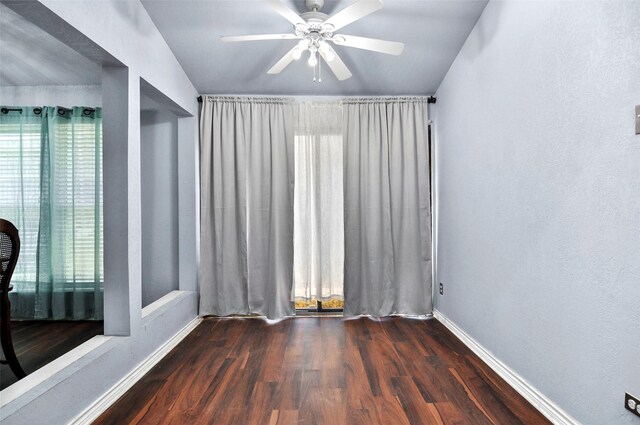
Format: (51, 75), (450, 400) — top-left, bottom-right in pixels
(142, 0), (488, 96)
(0, 3), (101, 87)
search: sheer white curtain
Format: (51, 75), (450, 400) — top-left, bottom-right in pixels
(343, 98), (432, 316)
(293, 102), (344, 307)
(199, 96), (295, 319)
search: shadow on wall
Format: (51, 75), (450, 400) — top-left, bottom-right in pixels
(140, 107), (180, 308)
(459, 0), (502, 62)
(112, 1), (155, 35)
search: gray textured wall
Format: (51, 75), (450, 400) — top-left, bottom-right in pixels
(433, 1), (640, 424)
(0, 1), (199, 423)
(0, 85), (102, 106)
(141, 106), (180, 308)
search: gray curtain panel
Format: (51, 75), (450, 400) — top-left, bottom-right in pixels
(199, 96), (295, 319)
(343, 98), (432, 316)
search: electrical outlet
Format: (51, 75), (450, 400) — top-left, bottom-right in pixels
(439, 282), (444, 295)
(625, 393), (640, 418)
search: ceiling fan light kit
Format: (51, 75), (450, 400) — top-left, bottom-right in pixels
(220, 0), (404, 82)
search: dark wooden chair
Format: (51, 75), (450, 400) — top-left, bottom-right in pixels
(0, 219), (26, 379)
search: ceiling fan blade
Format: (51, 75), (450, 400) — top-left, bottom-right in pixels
(267, 46), (298, 74)
(333, 34), (404, 55)
(221, 34), (299, 42)
(320, 46), (352, 81)
(323, 0), (383, 31)
(264, 0), (306, 26)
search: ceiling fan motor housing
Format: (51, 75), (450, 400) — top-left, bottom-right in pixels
(300, 11), (329, 24)
(296, 3), (335, 50)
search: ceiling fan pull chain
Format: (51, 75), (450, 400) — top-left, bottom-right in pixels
(319, 59), (322, 83)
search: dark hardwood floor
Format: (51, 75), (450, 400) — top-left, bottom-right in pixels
(95, 317), (550, 425)
(0, 320), (103, 390)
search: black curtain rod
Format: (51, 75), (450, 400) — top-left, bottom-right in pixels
(198, 95), (436, 103)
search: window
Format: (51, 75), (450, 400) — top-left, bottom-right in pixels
(293, 102), (344, 311)
(0, 110), (42, 290)
(0, 106), (103, 319)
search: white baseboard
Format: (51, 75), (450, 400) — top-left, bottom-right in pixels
(69, 316), (202, 425)
(433, 309), (580, 425)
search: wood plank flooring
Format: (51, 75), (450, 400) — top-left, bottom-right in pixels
(95, 317), (550, 425)
(0, 320), (103, 390)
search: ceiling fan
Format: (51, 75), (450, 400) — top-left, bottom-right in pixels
(220, 0), (404, 81)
